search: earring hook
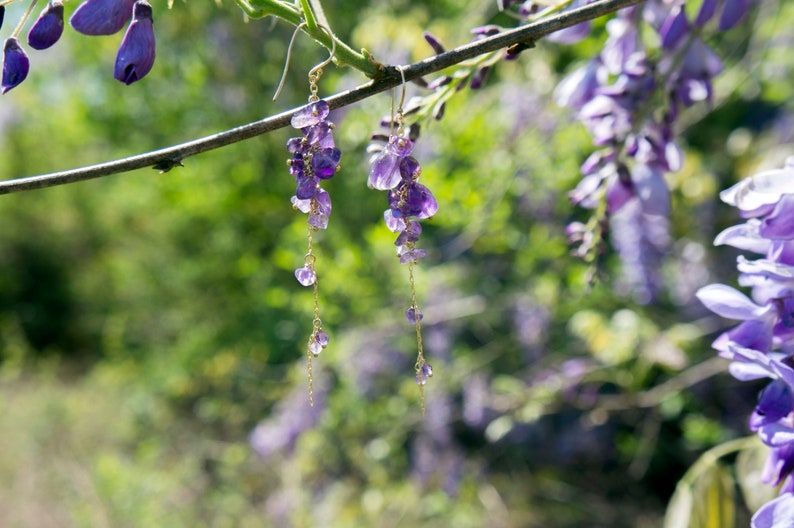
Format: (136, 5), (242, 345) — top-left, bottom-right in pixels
(395, 65), (408, 135)
(307, 24), (336, 102)
(273, 22), (337, 103)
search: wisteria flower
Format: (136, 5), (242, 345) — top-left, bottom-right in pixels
(114, 0), (156, 85)
(70, 0), (135, 36)
(27, 0), (64, 50)
(2, 38), (29, 94)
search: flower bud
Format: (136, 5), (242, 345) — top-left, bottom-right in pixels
(114, 0), (156, 85)
(2, 38), (29, 94)
(27, 1), (65, 50)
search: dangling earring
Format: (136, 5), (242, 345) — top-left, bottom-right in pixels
(281, 25), (340, 405)
(368, 66), (438, 414)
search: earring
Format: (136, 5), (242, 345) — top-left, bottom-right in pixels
(368, 66), (438, 414)
(283, 26), (340, 405)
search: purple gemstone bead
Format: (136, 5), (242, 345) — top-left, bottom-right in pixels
(369, 150), (401, 190)
(286, 137), (305, 154)
(291, 100), (330, 129)
(311, 147), (341, 180)
(384, 209), (407, 233)
(294, 266), (316, 286)
(399, 248), (427, 264)
(416, 362), (433, 385)
(315, 330), (330, 348)
(403, 182), (439, 219)
(399, 156), (421, 181)
(405, 306), (423, 324)
(295, 175), (317, 200)
(388, 136), (414, 157)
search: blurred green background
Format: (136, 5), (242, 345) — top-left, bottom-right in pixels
(0, 0), (790, 526)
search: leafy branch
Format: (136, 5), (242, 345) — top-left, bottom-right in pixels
(0, 0), (643, 196)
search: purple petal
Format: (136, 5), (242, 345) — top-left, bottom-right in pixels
(762, 195), (794, 240)
(423, 32), (446, 54)
(547, 21), (591, 45)
(113, 1), (156, 85)
(70, 0), (135, 36)
(719, 0), (751, 30)
(554, 59), (603, 110)
(695, 0), (718, 26)
(713, 319), (773, 355)
(1, 38), (29, 94)
(752, 493), (794, 528)
(714, 220), (770, 253)
(759, 422), (794, 447)
(27, 1), (64, 50)
(631, 163), (670, 216)
(750, 380), (794, 431)
(660, 5), (689, 50)
(291, 100), (329, 129)
(696, 284), (770, 320)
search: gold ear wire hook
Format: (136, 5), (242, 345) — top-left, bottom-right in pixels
(395, 65), (407, 136)
(273, 22), (307, 102)
(273, 23), (336, 103)
(307, 24), (336, 102)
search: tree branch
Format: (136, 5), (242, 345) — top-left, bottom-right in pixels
(0, 0), (643, 195)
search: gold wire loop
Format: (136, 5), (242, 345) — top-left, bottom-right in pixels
(273, 22), (337, 103)
(395, 65), (408, 136)
(308, 24), (336, 102)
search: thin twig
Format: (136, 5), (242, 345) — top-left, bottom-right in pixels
(0, 0), (643, 195)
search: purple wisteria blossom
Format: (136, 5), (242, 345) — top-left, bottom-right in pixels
(550, 1), (750, 300)
(697, 157), (794, 524)
(1, 38), (29, 94)
(70, 0), (135, 36)
(114, 1), (155, 85)
(27, 1), (64, 51)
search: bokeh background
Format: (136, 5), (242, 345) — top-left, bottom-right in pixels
(0, 0), (790, 526)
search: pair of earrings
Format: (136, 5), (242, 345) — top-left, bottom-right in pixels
(281, 32), (435, 411)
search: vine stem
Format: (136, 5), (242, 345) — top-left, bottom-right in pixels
(0, 0), (643, 196)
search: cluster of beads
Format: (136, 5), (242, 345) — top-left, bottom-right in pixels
(287, 98), (340, 404)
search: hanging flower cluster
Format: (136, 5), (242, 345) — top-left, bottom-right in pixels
(548, 0), (753, 298)
(1, 0), (155, 93)
(696, 157), (794, 527)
